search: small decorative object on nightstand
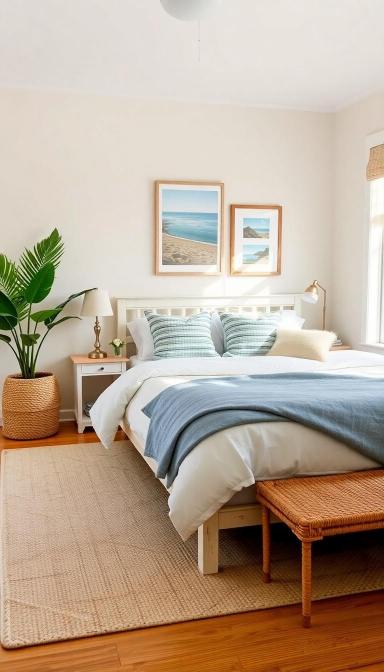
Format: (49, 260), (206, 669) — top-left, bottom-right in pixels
(81, 289), (113, 359)
(109, 337), (125, 357)
(70, 355), (129, 433)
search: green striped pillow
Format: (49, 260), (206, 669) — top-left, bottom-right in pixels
(145, 311), (219, 359)
(220, 313), (280, 357)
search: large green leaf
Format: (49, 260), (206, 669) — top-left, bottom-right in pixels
(31, 308), (61, 323)
(0, 255), (29, 321)
(0, 334), (11, 344)
(46, 315), (80, 330)
(18, 229), (64, 292)
(0, 291), (18, 330)
(44, 288), (96, 325)
(0, 254), (19, 300)
(23, 263), (55, 304)
(21, 333), (41, 346)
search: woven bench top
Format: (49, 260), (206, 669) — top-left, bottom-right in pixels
(257, 470), (384, 531)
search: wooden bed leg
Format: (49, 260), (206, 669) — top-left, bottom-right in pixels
(198, 512), (219, 575)
(261, 505), (271, 583)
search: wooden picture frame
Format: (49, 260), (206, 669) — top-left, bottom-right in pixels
(230, 204), (282, 276)
(155, 180), (224, 275)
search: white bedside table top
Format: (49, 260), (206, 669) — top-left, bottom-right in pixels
(330, 345), (352, 351)
(70, 355), (130, 365)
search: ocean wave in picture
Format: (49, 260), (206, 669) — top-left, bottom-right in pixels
(162, 211), (218, 245)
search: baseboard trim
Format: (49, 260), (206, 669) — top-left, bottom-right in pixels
(60, 409), (75, 422)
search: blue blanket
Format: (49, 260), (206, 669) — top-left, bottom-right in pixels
(142, 372), (384, 487)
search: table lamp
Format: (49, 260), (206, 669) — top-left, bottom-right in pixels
(302, 280), (327, 330)
(81, 289), (113, 359)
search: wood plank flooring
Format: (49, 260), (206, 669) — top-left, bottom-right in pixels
(0, 422), (383, 672)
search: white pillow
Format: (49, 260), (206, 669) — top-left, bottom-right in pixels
(127, 317), (154, 360)
(279, 310), (305, 329)
(128, 355), (142, 366)
(268, 329), (336, 362)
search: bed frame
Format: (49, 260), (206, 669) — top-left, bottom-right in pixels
(117, 294), (302, 574)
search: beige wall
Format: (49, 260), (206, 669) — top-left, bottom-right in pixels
(332, 92), (384, 347)
(0, 89), (333, 415)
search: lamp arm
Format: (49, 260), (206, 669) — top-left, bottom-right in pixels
(316, 283), (327, 330)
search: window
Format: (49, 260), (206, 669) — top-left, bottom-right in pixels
(366, 141), (384, 344)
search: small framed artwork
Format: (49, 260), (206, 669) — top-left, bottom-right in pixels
(155, 180), (224, 275)
(230, 204), (282, 276)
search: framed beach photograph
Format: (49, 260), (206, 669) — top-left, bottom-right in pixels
(155, 180), (224, 275)
(230, 204), (282, 276)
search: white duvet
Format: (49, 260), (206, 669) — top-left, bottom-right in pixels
(91, 350), (384, 539)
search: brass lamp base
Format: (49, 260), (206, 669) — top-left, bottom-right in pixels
(88, 349), (107, 359)
(87, 316), (107, 359)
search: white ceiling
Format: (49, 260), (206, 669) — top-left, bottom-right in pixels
(0, 0), (383, 112)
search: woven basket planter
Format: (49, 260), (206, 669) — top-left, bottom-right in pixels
(2, 373), (60, 440)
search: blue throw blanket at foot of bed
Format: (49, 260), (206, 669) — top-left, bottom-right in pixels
(142, 372), (384, 487)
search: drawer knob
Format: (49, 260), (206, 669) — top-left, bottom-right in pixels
(99, 366), (105, 371)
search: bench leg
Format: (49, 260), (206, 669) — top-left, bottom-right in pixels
(261, 505), (271, 583)
(198, 512), (219, 575)
(302, 541), (312, 628)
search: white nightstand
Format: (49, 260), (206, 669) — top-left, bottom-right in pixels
(70, 355), (129, 433)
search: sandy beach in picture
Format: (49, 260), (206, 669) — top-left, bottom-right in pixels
(162, 233), (217, 265)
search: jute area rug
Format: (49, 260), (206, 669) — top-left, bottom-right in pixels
(1, 441), (384, 649)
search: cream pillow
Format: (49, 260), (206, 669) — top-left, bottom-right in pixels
(267, 329), (336, 362)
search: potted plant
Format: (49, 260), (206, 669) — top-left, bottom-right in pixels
(0, 229), (92, 439)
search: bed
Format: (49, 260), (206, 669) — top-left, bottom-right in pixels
(91, 296), (384, 575)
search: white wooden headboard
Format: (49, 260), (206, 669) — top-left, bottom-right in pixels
(117, 295), (302, 348)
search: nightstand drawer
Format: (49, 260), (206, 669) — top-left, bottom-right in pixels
(81, 362), (123, 374)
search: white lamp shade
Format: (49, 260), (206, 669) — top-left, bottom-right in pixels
(302, 291), (319, 305)
(160, 0), (221, 21)
(81, 289), (113, 317)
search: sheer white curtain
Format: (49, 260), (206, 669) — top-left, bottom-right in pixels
(370, 177), (384, 223)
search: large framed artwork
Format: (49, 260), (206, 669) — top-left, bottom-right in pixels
(155, 180), (224, 275)
(230, 204), (282, 276)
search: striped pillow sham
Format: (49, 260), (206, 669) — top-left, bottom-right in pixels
(145, 311), (219, 359)
(220, 312), (281, 357)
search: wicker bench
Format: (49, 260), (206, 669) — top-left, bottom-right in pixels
(256, 470), (384, 627)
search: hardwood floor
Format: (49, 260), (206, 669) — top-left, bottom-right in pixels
(0, 422), (383, 672)
(0, 421), (126, 448)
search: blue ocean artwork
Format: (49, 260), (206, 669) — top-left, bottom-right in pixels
(161, 187), (219, 245)
(162, 211), (218, 245)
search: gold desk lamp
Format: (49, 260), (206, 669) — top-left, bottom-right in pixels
(302, 280), (327, 330)
(81, 289), (113, 359)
